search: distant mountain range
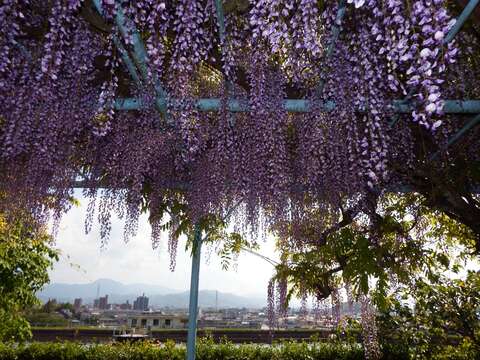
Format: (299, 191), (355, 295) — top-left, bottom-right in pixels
(38, 278), (267, 309)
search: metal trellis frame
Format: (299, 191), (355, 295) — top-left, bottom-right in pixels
(89, 1), (480, 360)
(92, 0), (168, 117)
(444, 0), (480, 43)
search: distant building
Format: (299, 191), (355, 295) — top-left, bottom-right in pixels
(45, 298), (57, 306)
(74, 298), (82, 310)
(133, 294), (149, 311)
(94, 295), (109, 310)
(120, 300), (132, 310)
(99, 295), (109, 310)
(127, 313), (188, 329)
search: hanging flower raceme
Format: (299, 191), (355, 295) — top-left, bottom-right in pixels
(171, 0), (213, 76)
(0, 0), (31, 90)
(350, 0), (458, 130)
(92, 32), (119, 138)
(249, 0), (326, 84)
(38, 0), (83, 83)
(0, 1), (469, 264)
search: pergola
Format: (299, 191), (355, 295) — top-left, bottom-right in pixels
(80, 1), (480, 359)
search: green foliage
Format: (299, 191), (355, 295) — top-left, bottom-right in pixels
(143, 189), (256, 269)
(377, 271), (480, 359)
(0, 215), (58, 342)
(272, 193), (474, 308)
(26, 312), (69, 327)
(0, 339), (368, 360)
(0, 338), (473, 359)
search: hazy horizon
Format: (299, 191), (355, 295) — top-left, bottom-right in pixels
(44, 277), (266, 296)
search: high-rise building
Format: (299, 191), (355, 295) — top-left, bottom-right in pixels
(133, 294), (149, 311)
(99, 295), (109, 310)
(74, 298), (82, 310)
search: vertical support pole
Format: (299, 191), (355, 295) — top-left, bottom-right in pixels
(186, 225), (203, 360)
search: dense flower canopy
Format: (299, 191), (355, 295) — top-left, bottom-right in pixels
(0, 0), (479, 249)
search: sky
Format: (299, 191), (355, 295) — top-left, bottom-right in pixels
(49, 190), (279, 296)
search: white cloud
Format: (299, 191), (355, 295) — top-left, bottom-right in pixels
(50, 192), (278, 297)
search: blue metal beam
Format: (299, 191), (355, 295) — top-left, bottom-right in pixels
(390, 0), (477, 127)
(389, 184), (480, 193)
(445, 113), (480, 146)
(112, 36), (142, 85)
(73, 178), (480, 194)
(186, 225), (203, 360)
(115, 7), (168, 117)
(393, 100), (480, 114)
(430, 113), (480, 161)
(444, 0), (479, 44)
(214, 0), (226, 43)
(215, 0), (233, 94)
(115, 97), (480, 114)
(92, 0), (141, 86)
(93, 0), (168, 117)
(115, 97), (337, 112)
(326, 0), (347, 58)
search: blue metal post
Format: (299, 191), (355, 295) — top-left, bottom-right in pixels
(186, 225), (203, 360)
(444, 0), (479, 44)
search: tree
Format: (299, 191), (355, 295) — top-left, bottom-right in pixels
(377, 271), (480, 359)
(267, 192), (478, 358)
(0, 214), (58, 342)
(270, 193), (475, 303)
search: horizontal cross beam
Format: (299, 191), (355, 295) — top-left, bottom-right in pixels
(114, 98), (480, 114)
(73, 179), (480, 194)
(114, 98), (336, 112)
(393, 100), (480, 114)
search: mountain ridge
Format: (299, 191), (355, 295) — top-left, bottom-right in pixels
(38, 279), (267, 308)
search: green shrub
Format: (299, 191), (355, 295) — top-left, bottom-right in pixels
(0, 340), (362, 360)
(0, 340), (475, 360)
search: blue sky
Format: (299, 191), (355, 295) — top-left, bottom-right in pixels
(50, 191), (279, 297)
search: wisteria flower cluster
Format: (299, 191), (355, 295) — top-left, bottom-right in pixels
(0, 1), (472, 254)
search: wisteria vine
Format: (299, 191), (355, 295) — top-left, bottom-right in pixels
(0, 0), (476, 285)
